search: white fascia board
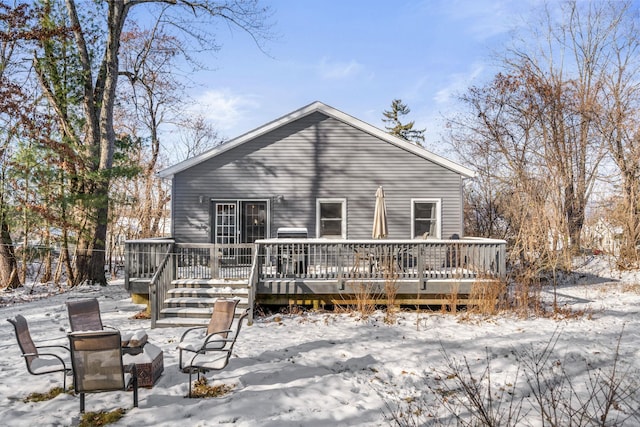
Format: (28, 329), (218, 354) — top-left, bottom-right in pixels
(157, 101), (475, 179)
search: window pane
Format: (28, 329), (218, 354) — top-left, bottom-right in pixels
(320, 203), (342, 219)
(415, 220), (436, 237)
(414, 202), (437, 238)
(415, 203), (435, 219)
(321, 219), (342, 236)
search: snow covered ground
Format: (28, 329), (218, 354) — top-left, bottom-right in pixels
(0, 255), (639, 426)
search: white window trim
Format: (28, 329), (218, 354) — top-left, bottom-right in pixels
(411, 198), (441, 239)
(316, 198), (347, 238)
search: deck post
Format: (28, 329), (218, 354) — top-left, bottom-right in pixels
(336, 244), (343, 290)
(417, 244), (426, 291)
(124, 243), (131, 290)
(210, 245), (219, 279)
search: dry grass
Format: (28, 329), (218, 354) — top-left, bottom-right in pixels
(382, 255), (400, 324)
(442, 283), (460, 314)
(550, 305), (593, 320)
(467, 279), (506, 315)
(509, 269), (545, 317)
(79, 408), (126, 427)
(344, 281), (381, 319)
(22, 387), (68, 403)
(189, 378), (235, 398)
(622, 283), (640, 294)
(132, 309), (150, 320)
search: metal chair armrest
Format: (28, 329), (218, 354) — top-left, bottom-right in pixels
(24, 352), (70, 372)
(179, 326), (207, 343)
(202, 329), (233, 346)
(37, 344), (70, 352)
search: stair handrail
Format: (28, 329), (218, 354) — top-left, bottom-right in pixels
(246, 243), (261, 326)
(148, 243), (175, 328)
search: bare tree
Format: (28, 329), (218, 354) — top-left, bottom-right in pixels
(594, 1), (640, 267)
(175, 115), (223, 161)
(27, 0), (271, 285)
(0, 3), (37, 289)
(450, 0), (633, 272)
(505, 1), (612, 253)
(116, 22), (180, 240)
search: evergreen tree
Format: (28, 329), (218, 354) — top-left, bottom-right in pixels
(382, 99), (425, 146)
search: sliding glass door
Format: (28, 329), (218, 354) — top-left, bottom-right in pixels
(213, 200), (268, 250)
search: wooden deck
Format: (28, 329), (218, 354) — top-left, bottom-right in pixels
(124, 238), (506, 326)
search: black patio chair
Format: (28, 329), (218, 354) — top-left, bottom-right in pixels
(7, 314), (71, 390)
(68, 330), (138, 413)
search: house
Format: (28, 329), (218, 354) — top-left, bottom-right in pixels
(157, 101), (475, 243)
(125, 102), (506, 327)
(582, 218), (624, 256)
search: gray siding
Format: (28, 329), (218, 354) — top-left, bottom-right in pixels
(171, 112), (464, 243)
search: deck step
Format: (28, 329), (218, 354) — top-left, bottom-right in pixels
(164, 296), (249, 308)
(159, 306), (246, 319)
(154, 317), (210, 328)
(171, 278), (249, 288)
(167, 287), (248, 298)
(157, 278), (251, 325)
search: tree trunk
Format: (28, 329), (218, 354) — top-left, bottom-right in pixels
(620, 169), (640, 265)
(41, 221), (52, 283)
(72, 188), (108, 286)
(565, 183), (585, 254)
(0, 215), (21, 289)
(89, 184), (109, 285)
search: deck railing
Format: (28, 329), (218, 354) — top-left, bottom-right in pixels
(125, 237), (506, 322)
(148, 248), (174, 328)
(125, 238), (506, 287)
(174, 243), (255, 279)
(255, 238), (506, 282)
(124, 241), (255, 283)
(124, 238), (175, 291)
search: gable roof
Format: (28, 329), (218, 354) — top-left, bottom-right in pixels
(157, 101), (475, 179)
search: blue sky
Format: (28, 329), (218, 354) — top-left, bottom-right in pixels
(182, 0), (537, 151)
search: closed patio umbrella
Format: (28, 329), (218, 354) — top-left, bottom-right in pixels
(372, 186), (388, 239)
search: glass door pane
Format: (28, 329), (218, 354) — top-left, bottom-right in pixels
(215, 203), (237, 258)
(241, 202), (266, 243)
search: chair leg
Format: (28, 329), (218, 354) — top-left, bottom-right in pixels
(80, 393), (85, 413)
(132, 365), (138, 408)
(133, 376), (138, 408)
(188, 368), (193, 398)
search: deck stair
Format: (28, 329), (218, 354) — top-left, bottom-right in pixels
(154, 278), (250, 328)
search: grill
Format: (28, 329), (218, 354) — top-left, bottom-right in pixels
(276, 227), (308, 239)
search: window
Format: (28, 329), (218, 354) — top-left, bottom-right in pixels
(412, 199), (441, 239)
(316, 199), (346, 238)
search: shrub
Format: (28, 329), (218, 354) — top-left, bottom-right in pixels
(384, 328), (640, 426)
